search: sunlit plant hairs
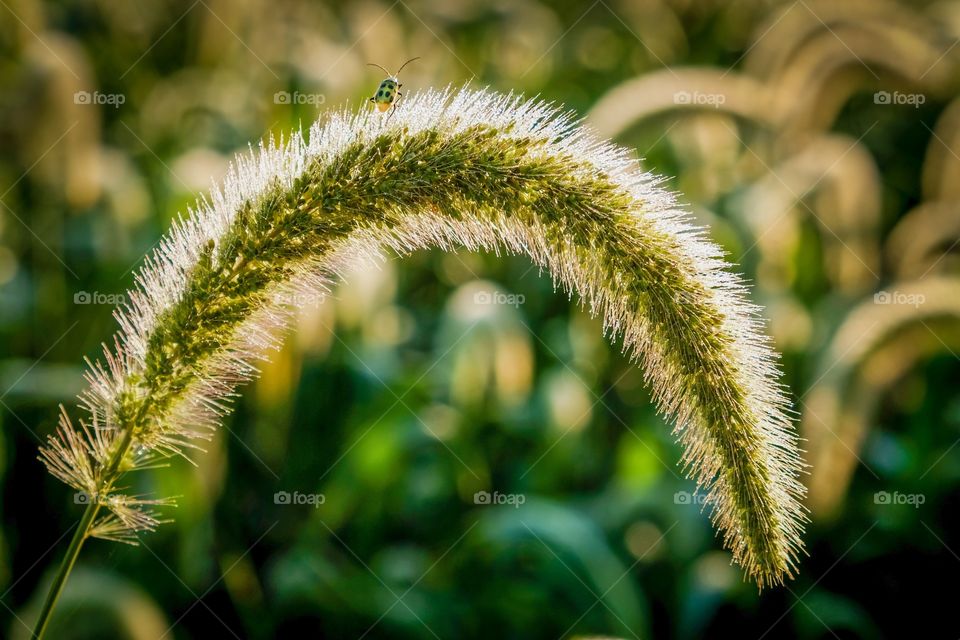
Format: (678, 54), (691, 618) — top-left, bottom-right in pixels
(33, 87), (807, 636)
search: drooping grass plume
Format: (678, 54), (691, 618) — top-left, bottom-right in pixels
(35, 87), (806, 634)
(804, 276), (960, 516)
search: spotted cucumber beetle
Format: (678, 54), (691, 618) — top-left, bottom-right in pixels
(368, 57), (419, 117)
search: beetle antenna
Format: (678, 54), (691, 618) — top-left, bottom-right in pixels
(394, 57), (421, 75)
(366, 62), (391, 76)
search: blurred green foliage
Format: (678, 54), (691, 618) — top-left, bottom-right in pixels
(2, 0), (960, 638)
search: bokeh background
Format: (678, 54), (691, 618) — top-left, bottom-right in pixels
(2, 0), (960, 638)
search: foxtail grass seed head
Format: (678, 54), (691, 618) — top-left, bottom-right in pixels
(40, 87), (806, 588)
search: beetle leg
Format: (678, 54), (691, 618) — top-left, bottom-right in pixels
(382, 91), (404, 123)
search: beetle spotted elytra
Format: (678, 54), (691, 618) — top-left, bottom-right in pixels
(368, 57), (420, 118)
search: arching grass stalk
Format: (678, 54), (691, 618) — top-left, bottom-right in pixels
(35, 87), (806, 635)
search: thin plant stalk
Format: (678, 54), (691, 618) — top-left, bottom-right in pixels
(34, 424), (137, 638)
(33, 501), (97, 639)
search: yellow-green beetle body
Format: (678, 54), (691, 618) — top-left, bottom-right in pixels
(368, 57), (419, 117)
(372, 77), (400, 112)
